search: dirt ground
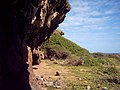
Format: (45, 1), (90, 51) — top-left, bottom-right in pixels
(32, 60), (120, 90)
(33, 60), (69, 77)
(32, 60), (71, 90)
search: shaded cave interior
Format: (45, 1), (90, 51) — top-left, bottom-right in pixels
(0, 0), (70, 90)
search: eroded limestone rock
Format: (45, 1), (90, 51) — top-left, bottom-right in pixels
(0, 0), (70, 90)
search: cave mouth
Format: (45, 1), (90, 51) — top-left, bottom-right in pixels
(0, 0), (70, 90)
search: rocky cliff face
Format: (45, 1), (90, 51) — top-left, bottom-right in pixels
(0, 0), (70, 90)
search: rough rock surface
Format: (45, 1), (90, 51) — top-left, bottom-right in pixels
(53, 29), (64, 35)
(0, 0), (70, 90)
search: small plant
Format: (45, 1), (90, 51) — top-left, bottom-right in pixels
(84, 58), (98, 66)
(103, 66), (118, 75)
(96, 58), (113, 66)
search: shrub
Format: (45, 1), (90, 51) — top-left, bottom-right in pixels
(98, 76), (120, 84)
(64, 55), (84, 66)
(67, 59), (84, 66)
(45, 45), (70, 59)
(103, 66), (118, 75)
(96, 58), (113, 66)
(56, 51), (69, 59)
(84, 57), (98, 66)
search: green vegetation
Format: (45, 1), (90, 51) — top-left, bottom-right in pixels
(41, 34), (120, 66)
(40, 33), (120, 90)
(43, 59), (120, 90)
(41, 34), (89, 56)
(41, 34), (93, 66)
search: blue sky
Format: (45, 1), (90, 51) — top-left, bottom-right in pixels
(59, 0), (120, 53)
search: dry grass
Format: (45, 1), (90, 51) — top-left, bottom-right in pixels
(33, 60), (120, 90)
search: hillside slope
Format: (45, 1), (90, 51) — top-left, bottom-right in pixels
(37, 32), (120, 90)
(41, 34), (89, 57)
(41, 33), (120, 67)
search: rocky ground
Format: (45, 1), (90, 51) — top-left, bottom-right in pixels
(33, 60), (69, 90)
(32, 60), (120, 90)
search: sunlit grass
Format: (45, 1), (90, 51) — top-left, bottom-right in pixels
(44, 60), (120, 90)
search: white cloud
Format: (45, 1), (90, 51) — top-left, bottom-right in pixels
(60, 0), (120, 31)
(59, 0), (120, 53)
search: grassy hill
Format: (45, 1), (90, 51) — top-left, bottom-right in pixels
(41, 34), (89, 57)
(41, 33), (120, 66)
(39, 32), (120, 90)
(41, 33), (94, 66)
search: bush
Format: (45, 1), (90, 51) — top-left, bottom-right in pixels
(98, 76), (120, 84)
(67, 59), (84, 66)
(56, 51), (69, 59)
(45, 45), (70, 59)
(103, 66), (118, 75)
(96, 58), (113, 66)
(84, 57), (99, 66)
(64, 55), (85, 66)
